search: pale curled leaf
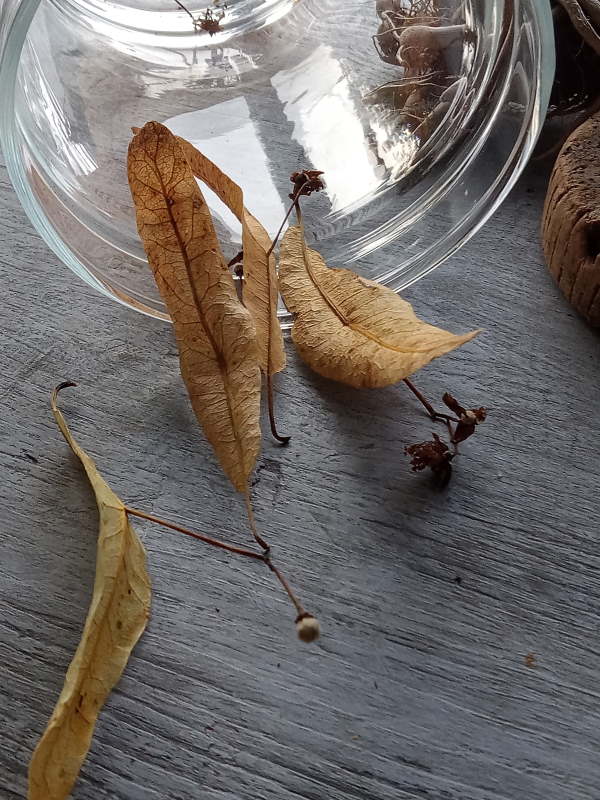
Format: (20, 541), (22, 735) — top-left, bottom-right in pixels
(127, 122), (261, 491)
(29, 384), (151, 800)
(279, 226), (479, 388)
(177, 136), (286, 377)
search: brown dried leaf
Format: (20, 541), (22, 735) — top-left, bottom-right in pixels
(127, 122), (261, 491)
(279, 225), (479, 388)
(29, 384), (151, 800)
(176, 136), (285, 377)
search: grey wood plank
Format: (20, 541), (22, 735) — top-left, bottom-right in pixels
(1, 145), (600, 800)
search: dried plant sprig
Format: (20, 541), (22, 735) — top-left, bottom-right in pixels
(556, 0), (600, 55)
(51, 383), (318, 641)
(175, 136), (289, 446)
(278, 221), (478, 390)
(404, 382), (487, 484)
(260, 167), (326, 444)
(124, 506), (317, 635)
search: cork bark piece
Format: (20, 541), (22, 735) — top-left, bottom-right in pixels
(542, 111), (600, 326)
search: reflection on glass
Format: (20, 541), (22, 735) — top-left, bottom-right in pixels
(166, 97), (287, 240)
(272, 45), (384, 212)
(21, 40), (98, 179)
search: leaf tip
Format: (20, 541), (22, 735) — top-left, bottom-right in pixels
(52, 381), (78, 407)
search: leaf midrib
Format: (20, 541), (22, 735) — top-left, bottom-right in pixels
(297, 230), (457, 356)
(157, 165), (248, 486)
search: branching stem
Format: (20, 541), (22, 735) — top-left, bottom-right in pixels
(265, 559), (305, 616)
(259, 185), (308, 446)
(264, 186), (305, 263)
(125, 505), (307, 621)
(244, 487), (270, 553)
(403, 378), (459, 424)
(125, 506), (263, 561)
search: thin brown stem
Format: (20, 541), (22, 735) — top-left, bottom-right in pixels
(403, 378), (459, 424)
(243, 488), (270, 552)
(264, 186), (304, 263)
(267, 374), (290, 444)
(259, 187), (305, 446)
(125, 506), (265, 561)
(127, 505), (311, 626)
(582, 0), (600, 27)
(264, 558), (305, 616)
(172, 0), (196, 23)
(403, 378), (436, 416)
(227, 250), (243, 270)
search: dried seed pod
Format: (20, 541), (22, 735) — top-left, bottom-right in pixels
(296, 614), (321, 643)
(542, 110), (600, 326)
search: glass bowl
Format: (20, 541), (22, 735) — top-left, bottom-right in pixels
(0, 0), (554, 325)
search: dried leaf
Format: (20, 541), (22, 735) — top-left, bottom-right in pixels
(279, 225), (479, 388)
(29, 384), (151, 800)
(176, 136), (286, 377)
(127, 122), (261, 491)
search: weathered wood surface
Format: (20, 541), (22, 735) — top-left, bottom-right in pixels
(1, 148), (600, 800)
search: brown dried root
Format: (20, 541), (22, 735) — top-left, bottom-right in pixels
(396, 23), (467, 71)
(370, 0), (467, 140)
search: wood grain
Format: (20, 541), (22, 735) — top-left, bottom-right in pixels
(2, 148), (600, 800)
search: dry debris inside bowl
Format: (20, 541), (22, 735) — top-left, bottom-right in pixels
(367, 0), (473, 143)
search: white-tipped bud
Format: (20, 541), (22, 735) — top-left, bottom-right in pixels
(296, 614), (321, 643)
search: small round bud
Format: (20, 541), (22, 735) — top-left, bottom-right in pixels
(296, 614), (320, 643)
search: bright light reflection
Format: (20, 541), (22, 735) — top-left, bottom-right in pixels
(272, 45), (383, 212)
(370, 117), (419, 180)
(165, 98), (287, 241)
(22, 39), (98, 178)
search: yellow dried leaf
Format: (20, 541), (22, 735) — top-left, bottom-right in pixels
(127, 121), (261, 491)
(279, 225), (479, 388)
(29, 384), (151, 800)
(177, 136), (285, 377)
